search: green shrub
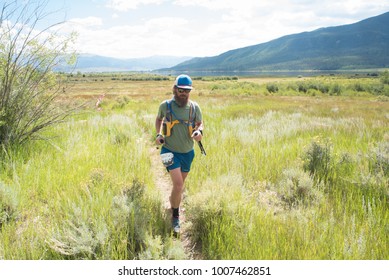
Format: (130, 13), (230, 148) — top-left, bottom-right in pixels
(298, 83), (308, 93)
(302, 138), (334, 184)
(330, 83), (342, 95)
(276, 168), (323, 208)
(47, 206), (109, 259)
(47, 179), (170, 260)
(318, 84), (330, 94)
(380, 70), (389, 85)
(353, 82), (365, 92)
(266, 83), (279, 93)
(0, 1), (76, 147)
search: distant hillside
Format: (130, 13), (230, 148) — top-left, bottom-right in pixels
(57, 54), (192, 72)
(165, 12), (389, 72)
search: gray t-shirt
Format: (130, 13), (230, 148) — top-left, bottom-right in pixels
(157, 98), (202, 153)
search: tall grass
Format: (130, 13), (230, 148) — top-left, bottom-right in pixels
(0, 105), (186, 259)
(0, 75), (388, 259)
(185, 80), (388, 259)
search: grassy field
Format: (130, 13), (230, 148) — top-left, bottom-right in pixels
(0, 73), (388, 259)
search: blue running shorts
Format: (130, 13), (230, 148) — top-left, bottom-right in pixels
(160, 146), (195, 172)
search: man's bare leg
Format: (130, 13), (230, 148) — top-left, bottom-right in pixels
(169, 168), (188, 233)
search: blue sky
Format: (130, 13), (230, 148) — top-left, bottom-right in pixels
(40, 0), (389, 58)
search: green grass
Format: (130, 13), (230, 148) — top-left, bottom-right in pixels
(185, 88), (388, 259)
(0, 109), (184, 259)
(0, 74), (388, 259)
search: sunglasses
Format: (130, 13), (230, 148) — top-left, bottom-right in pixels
(177, 88), (191, 93)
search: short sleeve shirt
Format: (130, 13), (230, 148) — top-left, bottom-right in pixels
(158, 98), (202, 153)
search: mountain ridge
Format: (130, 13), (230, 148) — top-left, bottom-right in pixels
(58, 54), (192, 72)
(163, 12), (389, 72)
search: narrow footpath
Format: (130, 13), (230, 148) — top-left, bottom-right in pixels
(149, 146), (201, 260)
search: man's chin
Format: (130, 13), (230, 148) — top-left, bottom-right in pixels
(175, 96), (188, 107)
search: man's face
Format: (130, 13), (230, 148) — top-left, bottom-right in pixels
(174, 87), (191, 107)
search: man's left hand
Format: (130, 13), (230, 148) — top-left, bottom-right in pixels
(191, 130), (202, 142)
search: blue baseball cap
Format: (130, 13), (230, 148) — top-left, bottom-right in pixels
(174, 74), (193, 89)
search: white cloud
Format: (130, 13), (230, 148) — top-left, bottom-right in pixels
(174, 0), (388, 22)
(60, 0), (389, 58)
(106, 0), (164, 12)
(69, 16), (192, 58)
(173, 0), (255, 10)
(171, 0), (389, 54)
(145, 17), (188, 28)
(69, 17), (103, 27)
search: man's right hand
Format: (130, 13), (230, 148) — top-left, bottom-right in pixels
(155, 134), (164, 145)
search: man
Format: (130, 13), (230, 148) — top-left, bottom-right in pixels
(155, 74), (203, 234)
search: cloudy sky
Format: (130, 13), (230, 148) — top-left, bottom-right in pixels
(45, 0), (389, 58)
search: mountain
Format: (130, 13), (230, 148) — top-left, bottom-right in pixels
(58, 54), (192, 72)
(165, 12), (389, 72)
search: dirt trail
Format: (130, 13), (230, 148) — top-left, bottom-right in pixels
(150, 146), (172, 210)
(149, 146), (201, 259)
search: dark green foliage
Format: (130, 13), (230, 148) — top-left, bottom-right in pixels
(266, 83), (279, 93)
(111, 75), (169, 81)
(303, 139), (334, 184)
(298, 83), (308, 93)
(331, 83), (343, 95)
(380, 70), (389, 85)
